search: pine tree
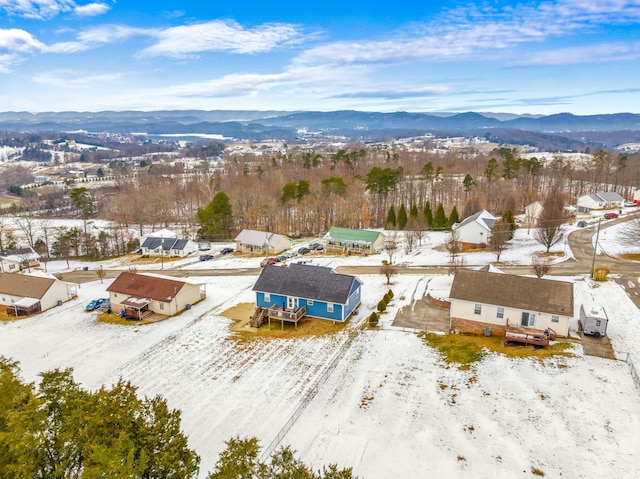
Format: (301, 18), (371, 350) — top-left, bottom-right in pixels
(423, 201), (433, 229)
(502, 209), (517, 238)
(397, 203), (408, 230)
(385, 205), (397, 229)
(446, 205), (460, 228)
(410, 203), (419, 219)
(432, 203), (447, 230)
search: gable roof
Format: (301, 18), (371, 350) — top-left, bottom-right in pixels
(235, 229), (289, 247)
(141, 237), (191, 251)
(455, 210), (497, 231)
(0, 247), (40, 262)
(0, 272), (55, 299)
(106, 272), (187, 302)
(450, 269), (573, 317)
(323, 227), (383, 244)
(252, 263), (361, 304)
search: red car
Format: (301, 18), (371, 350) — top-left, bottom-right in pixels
(603, 212), (619, 219)
(260, 257), (278, 267)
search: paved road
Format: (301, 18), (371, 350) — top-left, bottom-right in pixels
(58, 214), (639, 306)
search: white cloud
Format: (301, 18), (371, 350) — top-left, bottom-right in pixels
(0, 0), (75, 20)
(0, 28), (46, 52)
(45, 25), (144, 53)
(74, 2), (110, 17)
(139, 20), (302, 57)
(512, 41), (640, 65)
(33, 70), (122, 87)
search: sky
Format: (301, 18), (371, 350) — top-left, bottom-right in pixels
(1, 0), (640, 115)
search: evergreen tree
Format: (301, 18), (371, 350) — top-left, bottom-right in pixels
(432, 203), (447, 230)
(462, 173), (476, 194)
(502, 209), (517, 238)
(197, 192), (233, 240)
(397, 203), (408, 230)
(446, 205), (460, 228)
(385, 205), (397, 229)
(409, 203), (419, 219)
(423, 201), (433, 229)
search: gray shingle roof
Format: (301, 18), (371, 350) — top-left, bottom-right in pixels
(252, 263), (360, 304)
(141, 237), (190, 251)
(450, 269), (573, 317)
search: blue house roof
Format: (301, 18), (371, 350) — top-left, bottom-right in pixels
(252, 263), (361, 304)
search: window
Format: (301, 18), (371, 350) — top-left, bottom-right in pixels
(474, 303), (482, 315)
(596, 320), (601, 327)
(529, 313), (536, 327)
(159, 303), (164, 310)
(307, 300), (314, 306)
(327, 303), (334, 313)
(551, 315), (559, 323)
(264, 293), (270, 302)
(496, 307), (504, 319)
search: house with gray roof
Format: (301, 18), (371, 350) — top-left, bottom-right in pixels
(577, 191), (624, 213)
(140, 236), (197, 257)
(322, 226), (385, 254)
(451, 210), (497, 250)
(235, 229), (292, 254)
(449, 269), (574, 337)
(252, 263), (362, 323)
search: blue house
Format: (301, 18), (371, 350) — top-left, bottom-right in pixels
(252, 263), (362, 325)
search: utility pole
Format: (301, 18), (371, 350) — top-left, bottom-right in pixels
(590, 218), (602, 279)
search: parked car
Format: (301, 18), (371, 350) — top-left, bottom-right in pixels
(603, 212), (619, 219)
(577, 220), (588, 227)
(199, 254), (214, 261)
(219, 247), (234, 255)
(308, 242), (323, 250)
(260, 257), (278, 267)
(275, 255), (286, 262)
(298, 247), (311, 255)
(85, 298), (107, 311)
(283, 251), (297, 258)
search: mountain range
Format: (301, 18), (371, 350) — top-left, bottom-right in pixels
(1, 110), (640, 149)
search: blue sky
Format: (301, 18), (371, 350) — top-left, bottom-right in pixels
(1, 0), (640, 114)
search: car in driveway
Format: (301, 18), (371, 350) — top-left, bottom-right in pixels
(199, 254), (214, 261)
(603, 212), (619, 219)
(298, 247), (311, 255)
(85, 298), (107, 311)
(219, 247), (234, 255)
(577, 220), (588, 228)
(283, 251), (297, 259)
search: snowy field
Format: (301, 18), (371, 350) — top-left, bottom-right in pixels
(1, 216), (640, 478)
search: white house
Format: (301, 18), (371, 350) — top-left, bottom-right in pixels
(449, 269), (574, 337)
(140, 237), (197, 258)
(235, 229), (292, 254)
(0, 247), (40, 273)
(523, 201), (543, 225)
(0, 272), (76, 316)
(451, 210), (497, 250)
(577, 192), (624, 213)
(106, 272), (206, 319)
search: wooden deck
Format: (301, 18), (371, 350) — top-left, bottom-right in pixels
(267, 304), (307, 329)
(504, 323), (556, 348)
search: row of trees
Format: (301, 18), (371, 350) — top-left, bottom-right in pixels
(0, 358), (356, 479)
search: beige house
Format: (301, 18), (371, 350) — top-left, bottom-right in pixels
(0, 272), (76, 316)
(449, 269), (574, 337)
(235, 229), (292, 254)
(106, 272), (206, 319)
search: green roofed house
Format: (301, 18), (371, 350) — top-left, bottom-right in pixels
(322, 227), (385, 255)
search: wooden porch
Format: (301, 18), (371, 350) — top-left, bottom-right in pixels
(267, 304), (307, 330)
(504, 321), (556, 347)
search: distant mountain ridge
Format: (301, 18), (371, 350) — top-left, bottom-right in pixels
(1, 110), (640, 147)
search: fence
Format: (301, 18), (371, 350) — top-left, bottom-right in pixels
(259, 329), (360, 462)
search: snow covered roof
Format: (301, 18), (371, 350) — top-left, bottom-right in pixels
(454, 209), (497, 231)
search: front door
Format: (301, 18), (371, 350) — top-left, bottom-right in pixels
(521, 312), (529, 327)
(287, 297), (298, 310)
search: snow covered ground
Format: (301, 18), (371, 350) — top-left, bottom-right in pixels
(1, 220), (640, 478)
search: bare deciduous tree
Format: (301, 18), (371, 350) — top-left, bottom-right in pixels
(531, 256), (552, 278)
(380, 262), (398, 285)
(489, 219), (512, 262)
(620, 210), (640, 244)
(446, 229), (462, 275)
(534, 191), (566, 252)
